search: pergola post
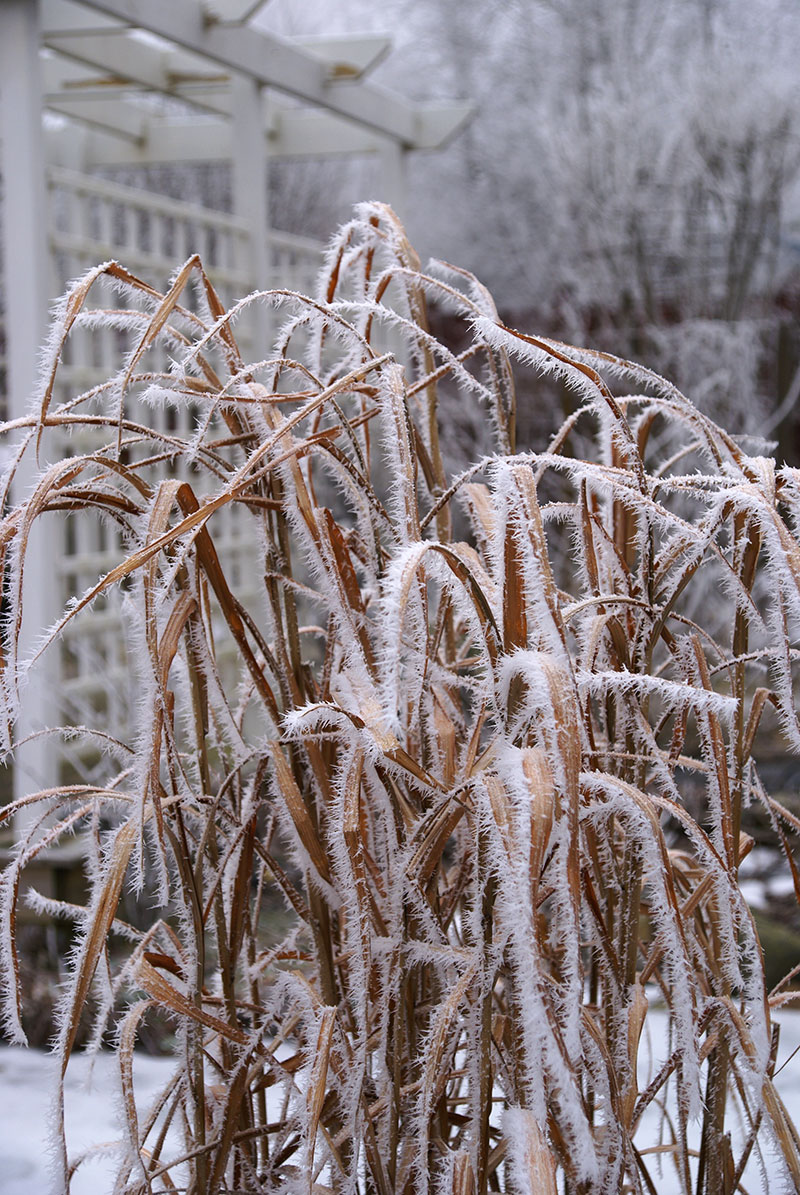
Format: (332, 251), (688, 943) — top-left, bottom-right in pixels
(231, 73), (270, 347)
(0, 0), (60, 821)
(378, 137), (408, 228)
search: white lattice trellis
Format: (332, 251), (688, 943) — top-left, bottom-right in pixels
(42, 167), (323, 782)
(0, 0), (470, 816)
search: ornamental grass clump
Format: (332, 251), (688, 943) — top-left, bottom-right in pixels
(2, 204), (800, 1192)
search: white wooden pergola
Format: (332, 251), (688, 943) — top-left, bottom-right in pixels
(0, 0), (471, 817)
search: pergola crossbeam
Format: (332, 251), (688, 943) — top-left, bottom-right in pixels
(41, 0), (128, 36)
(39, 0), (473, 161)
(46, 96), (150, 142)
(45, 32), (180, 94)
(74, 0), (438, 146)
(43, 106), (395, 165)
(44, 32), (225, 99)
(42, 99), (473, 166)
(296, 35), (392, 82)
(43, 35), (397, 108)
(201, 0), (273, 24)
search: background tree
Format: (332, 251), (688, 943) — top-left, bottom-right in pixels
(100, 0), (800, 438)
(349, 0), (800, 437)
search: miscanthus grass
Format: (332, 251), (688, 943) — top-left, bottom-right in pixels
(2, 204), (800, 1193)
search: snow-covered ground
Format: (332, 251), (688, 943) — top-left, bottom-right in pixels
(2, 1011), (800, 1193)
(0, 1047), (183, 1194)
(738, 847), (799, 908)
(636, 1010), (800, 1194)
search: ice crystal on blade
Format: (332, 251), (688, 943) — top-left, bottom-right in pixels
(0, 204), (799, 1192)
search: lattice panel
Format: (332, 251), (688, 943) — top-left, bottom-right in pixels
(42, 168), (322, 782)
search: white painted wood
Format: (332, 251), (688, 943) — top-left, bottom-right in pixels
(295, 35), (392, 82)
(44, 119), (220, 166)
(43, 31), (211, 95)
(40, 93), (471, 164)
(41, 0), (126, 35)
(41, 54), (122, 94)
(268, 105), (385, 159)
(43, 108), (391, 166)
(43, 87), (473, 160)
(202, 0), (273, 23)
(40, 167), (321, 769)
(46, 95), (149, 141)
(41, 2), (473, 156)
(414, 103), (475, 150)
(377, 136), (408, 225)
(232, 72), (270, 295)
(76, 0), (422, 144)
(41, 51), (233, 118)
(0, 0), (60, 821)
(43, 34), (394, 99)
